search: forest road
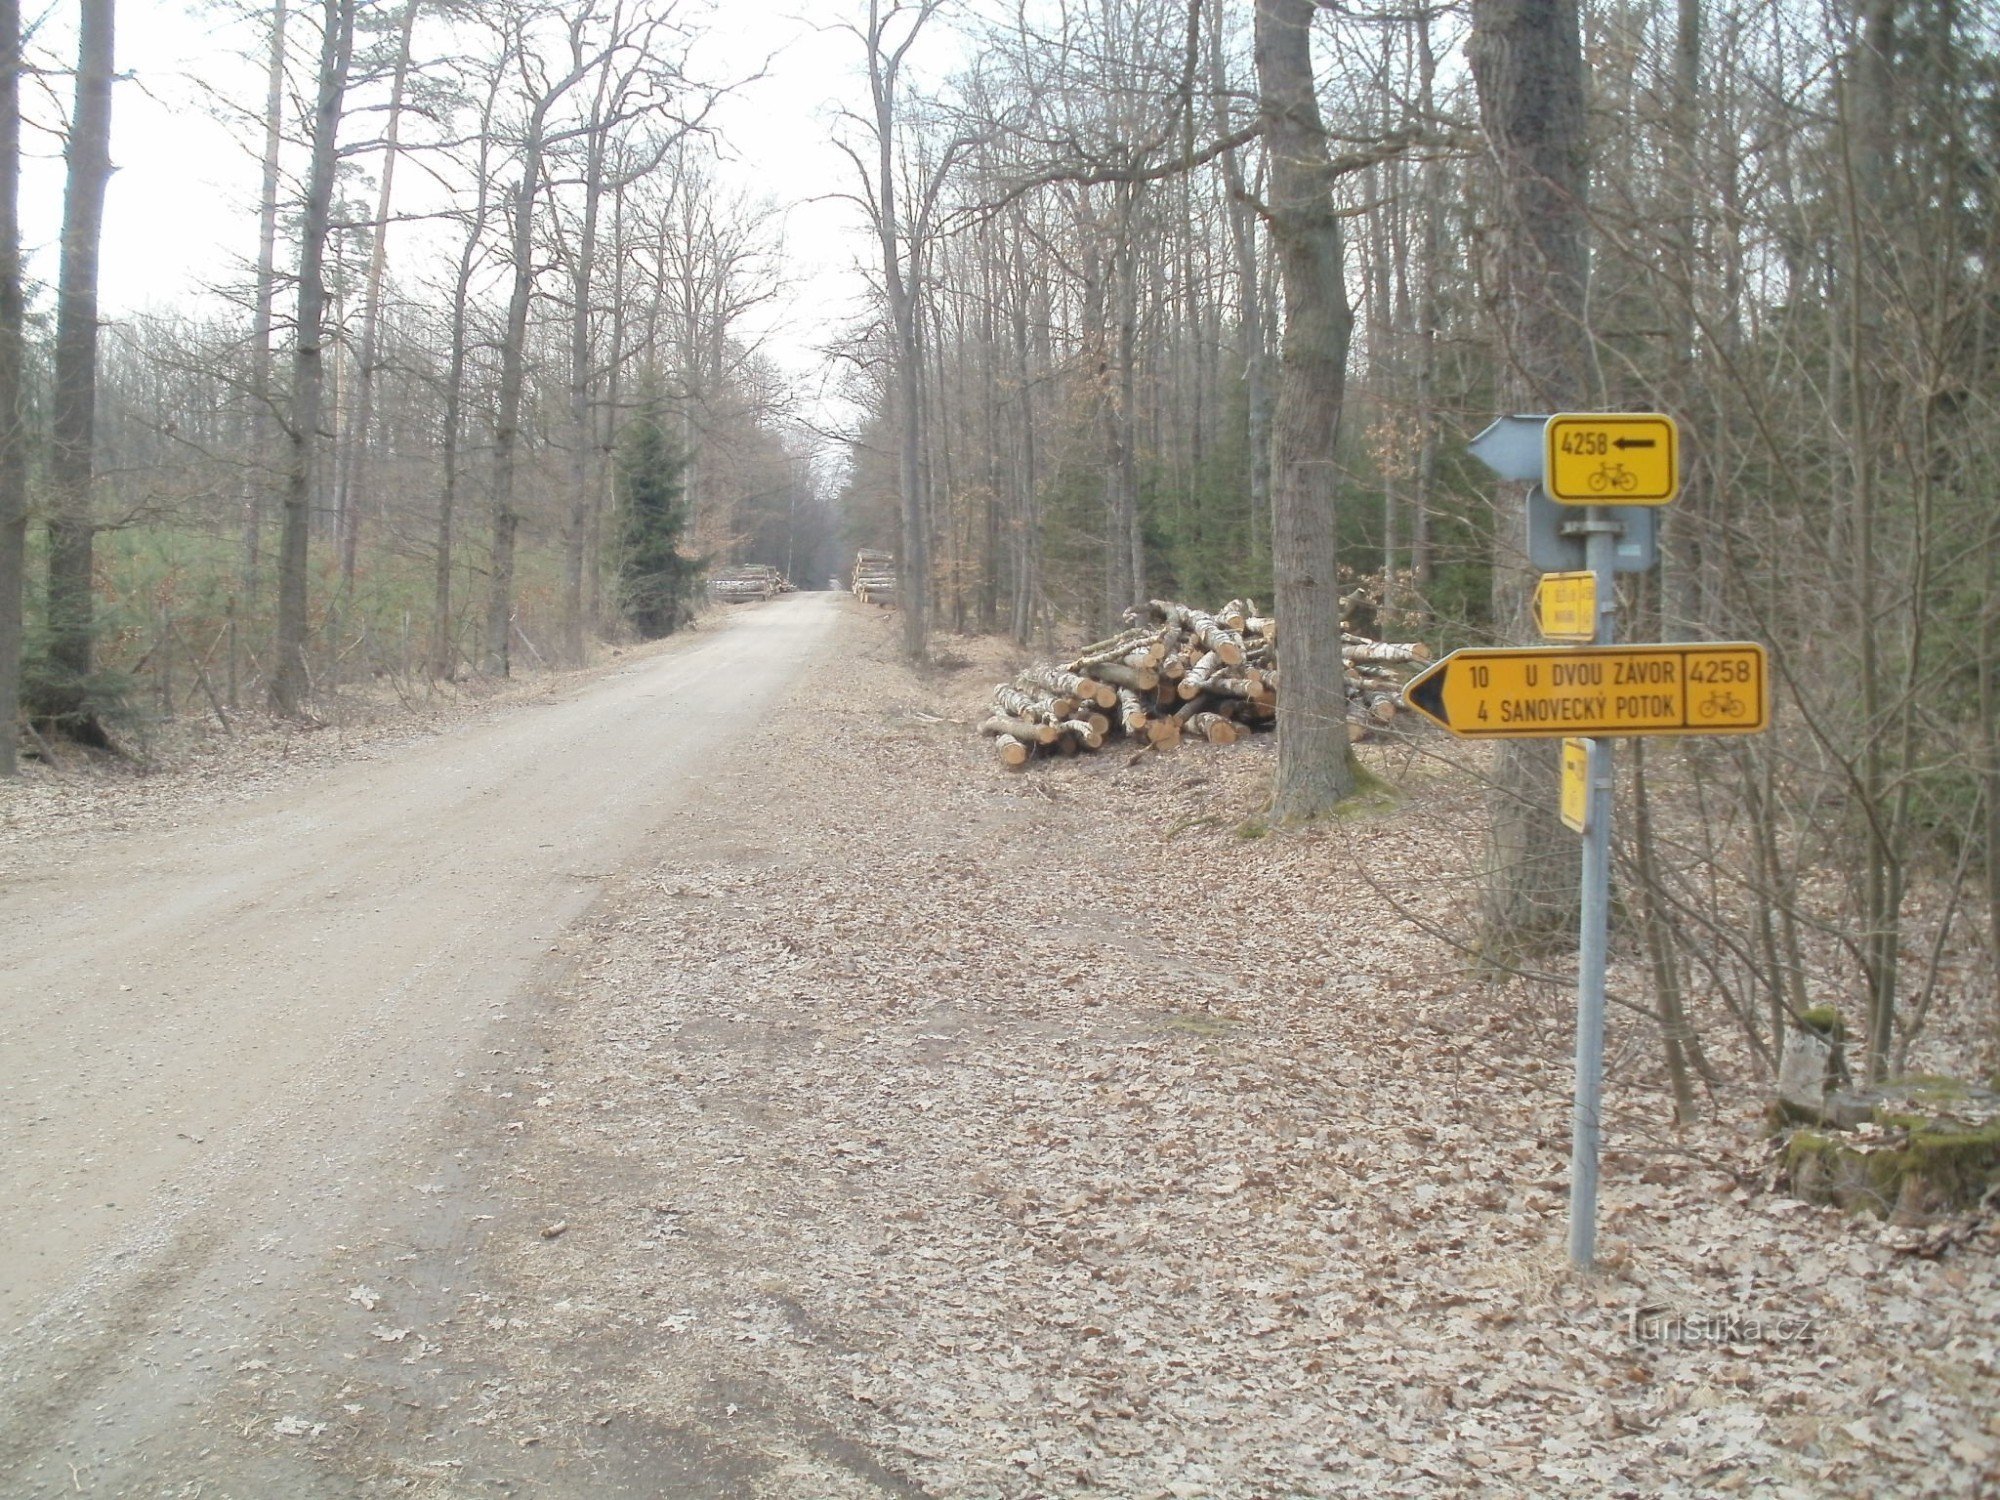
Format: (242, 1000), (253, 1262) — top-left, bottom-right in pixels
(0, 591), (845, 1494)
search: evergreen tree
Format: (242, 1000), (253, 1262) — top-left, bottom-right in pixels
(616, 401), (698, 639)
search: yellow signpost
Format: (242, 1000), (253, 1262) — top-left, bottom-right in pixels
(1561, 738), (1590, 833)
(1544, 413), (1679, 505)
(1459, 408), (1767, 1272)
(1535, 571), (1597, 641)
(1400, 642), (1768, 738)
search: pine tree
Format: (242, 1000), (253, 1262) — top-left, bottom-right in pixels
(616, 402), (697, 639)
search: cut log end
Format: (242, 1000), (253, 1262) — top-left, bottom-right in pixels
(1186, 712), (1239, 745)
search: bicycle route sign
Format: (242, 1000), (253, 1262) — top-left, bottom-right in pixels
(1401, 642), (1768, 738)
(1544, 413), (1679, 504)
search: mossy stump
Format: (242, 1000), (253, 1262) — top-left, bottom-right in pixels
(1779, 1079), (2000, 1223)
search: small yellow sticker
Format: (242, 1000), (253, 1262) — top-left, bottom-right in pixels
(1535, 572), (1597, 642)
(1544, 413), (1679, 505)
(1561, 738), (1590, 833)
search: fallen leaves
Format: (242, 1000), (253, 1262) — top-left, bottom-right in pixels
(219, 613), (2000, 1496)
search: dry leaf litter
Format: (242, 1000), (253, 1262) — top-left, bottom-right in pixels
(77, 600), (1999, 1497)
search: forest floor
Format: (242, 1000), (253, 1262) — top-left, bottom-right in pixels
(2, 594), (1996, 1499)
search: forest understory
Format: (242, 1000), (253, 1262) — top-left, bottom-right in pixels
(6, 598), (1997, 1499)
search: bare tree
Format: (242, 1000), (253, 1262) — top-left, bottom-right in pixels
(432, 32), (509, 678)
(271, 0), (356, 715)
(1255, 0), (1356, 820)
(1467, 0), (1590, 953)
(44, 0), (115, 738)
(485, 6), (610, 677)
(244, 0), (288, 611)
(333, 0), (421, 599)
(843, 0), (952, 660)
(0, 0), (21, 773)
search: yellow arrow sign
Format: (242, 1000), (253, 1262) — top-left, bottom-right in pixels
(1536, 572), (1597, 641)
(1401, 642), (1768, 738)
(1561, 738), (1591, 832)
(1544, 413), (1678, 505)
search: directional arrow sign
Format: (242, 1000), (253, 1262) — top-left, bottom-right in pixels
(1544, 413), (1679, 505)
(1401, 642), (1768, 738)
(1535, 572), (1597, 641)
(1467, 414), (1551, 482)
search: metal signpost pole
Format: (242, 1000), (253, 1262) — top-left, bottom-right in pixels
(1568, 510), (1618, 1269)
(1456, 411), (1721, 1270)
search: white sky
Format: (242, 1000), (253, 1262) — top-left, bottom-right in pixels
(20, 0), (919, 428)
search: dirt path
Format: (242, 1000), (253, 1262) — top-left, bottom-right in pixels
(0, 593), (847, 1494)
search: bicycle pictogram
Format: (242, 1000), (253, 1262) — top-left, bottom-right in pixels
(1588, 462), (1638, 493)
(1698, 690), (1745, 718)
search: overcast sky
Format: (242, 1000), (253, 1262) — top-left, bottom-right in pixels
(20, 1), (916, 424)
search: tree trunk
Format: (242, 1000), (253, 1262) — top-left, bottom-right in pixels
(45, 0), (114, 737)
(271, 0), (352, 716)
(0, 0), (22, 774)
(562, 68), (615, 669)
(488, 105), (553, 678)
(1255, 0), (1357, 822)
(867, 0), (934, 660)
(334, 0), (418, 603)
(434, 63), (503, 679)
(1468, 0), (1591, 953)
(244, 0), (287, 613)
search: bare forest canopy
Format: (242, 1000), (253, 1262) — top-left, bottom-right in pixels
(0, 0), (1996, 1088)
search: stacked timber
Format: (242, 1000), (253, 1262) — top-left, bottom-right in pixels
(853, 550), (897, 606)
(980, 598), (1430, 769)
(710, 564), (795, 604)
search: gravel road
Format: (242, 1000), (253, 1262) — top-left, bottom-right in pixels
(0, 593), (843, 1494)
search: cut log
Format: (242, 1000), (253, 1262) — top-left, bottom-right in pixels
(1149, 601), (1246, 666)
(1018, 664), (1116, 709)
(1072, 625), (1156, 663)
(982, 714), (1060, 746)
(1088, 660), (1159, 694)
(995, 734), (1031, 767)
(1185, 711), (1240, 745)
(995, 685), (1063, 724)
(1180, 649), (1227, 699)
(1342, 639), (1431, 664)
(1116, 687), (1150, 738)
(852, 548), (898, 606)
(1073, 636), (1165, 673)
(976, 595), (1426, 767)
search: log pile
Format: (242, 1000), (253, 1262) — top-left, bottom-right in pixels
(709, 564), (795, 604)
(980, 598), (1430, 769)
(853, 549), (897, 606)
